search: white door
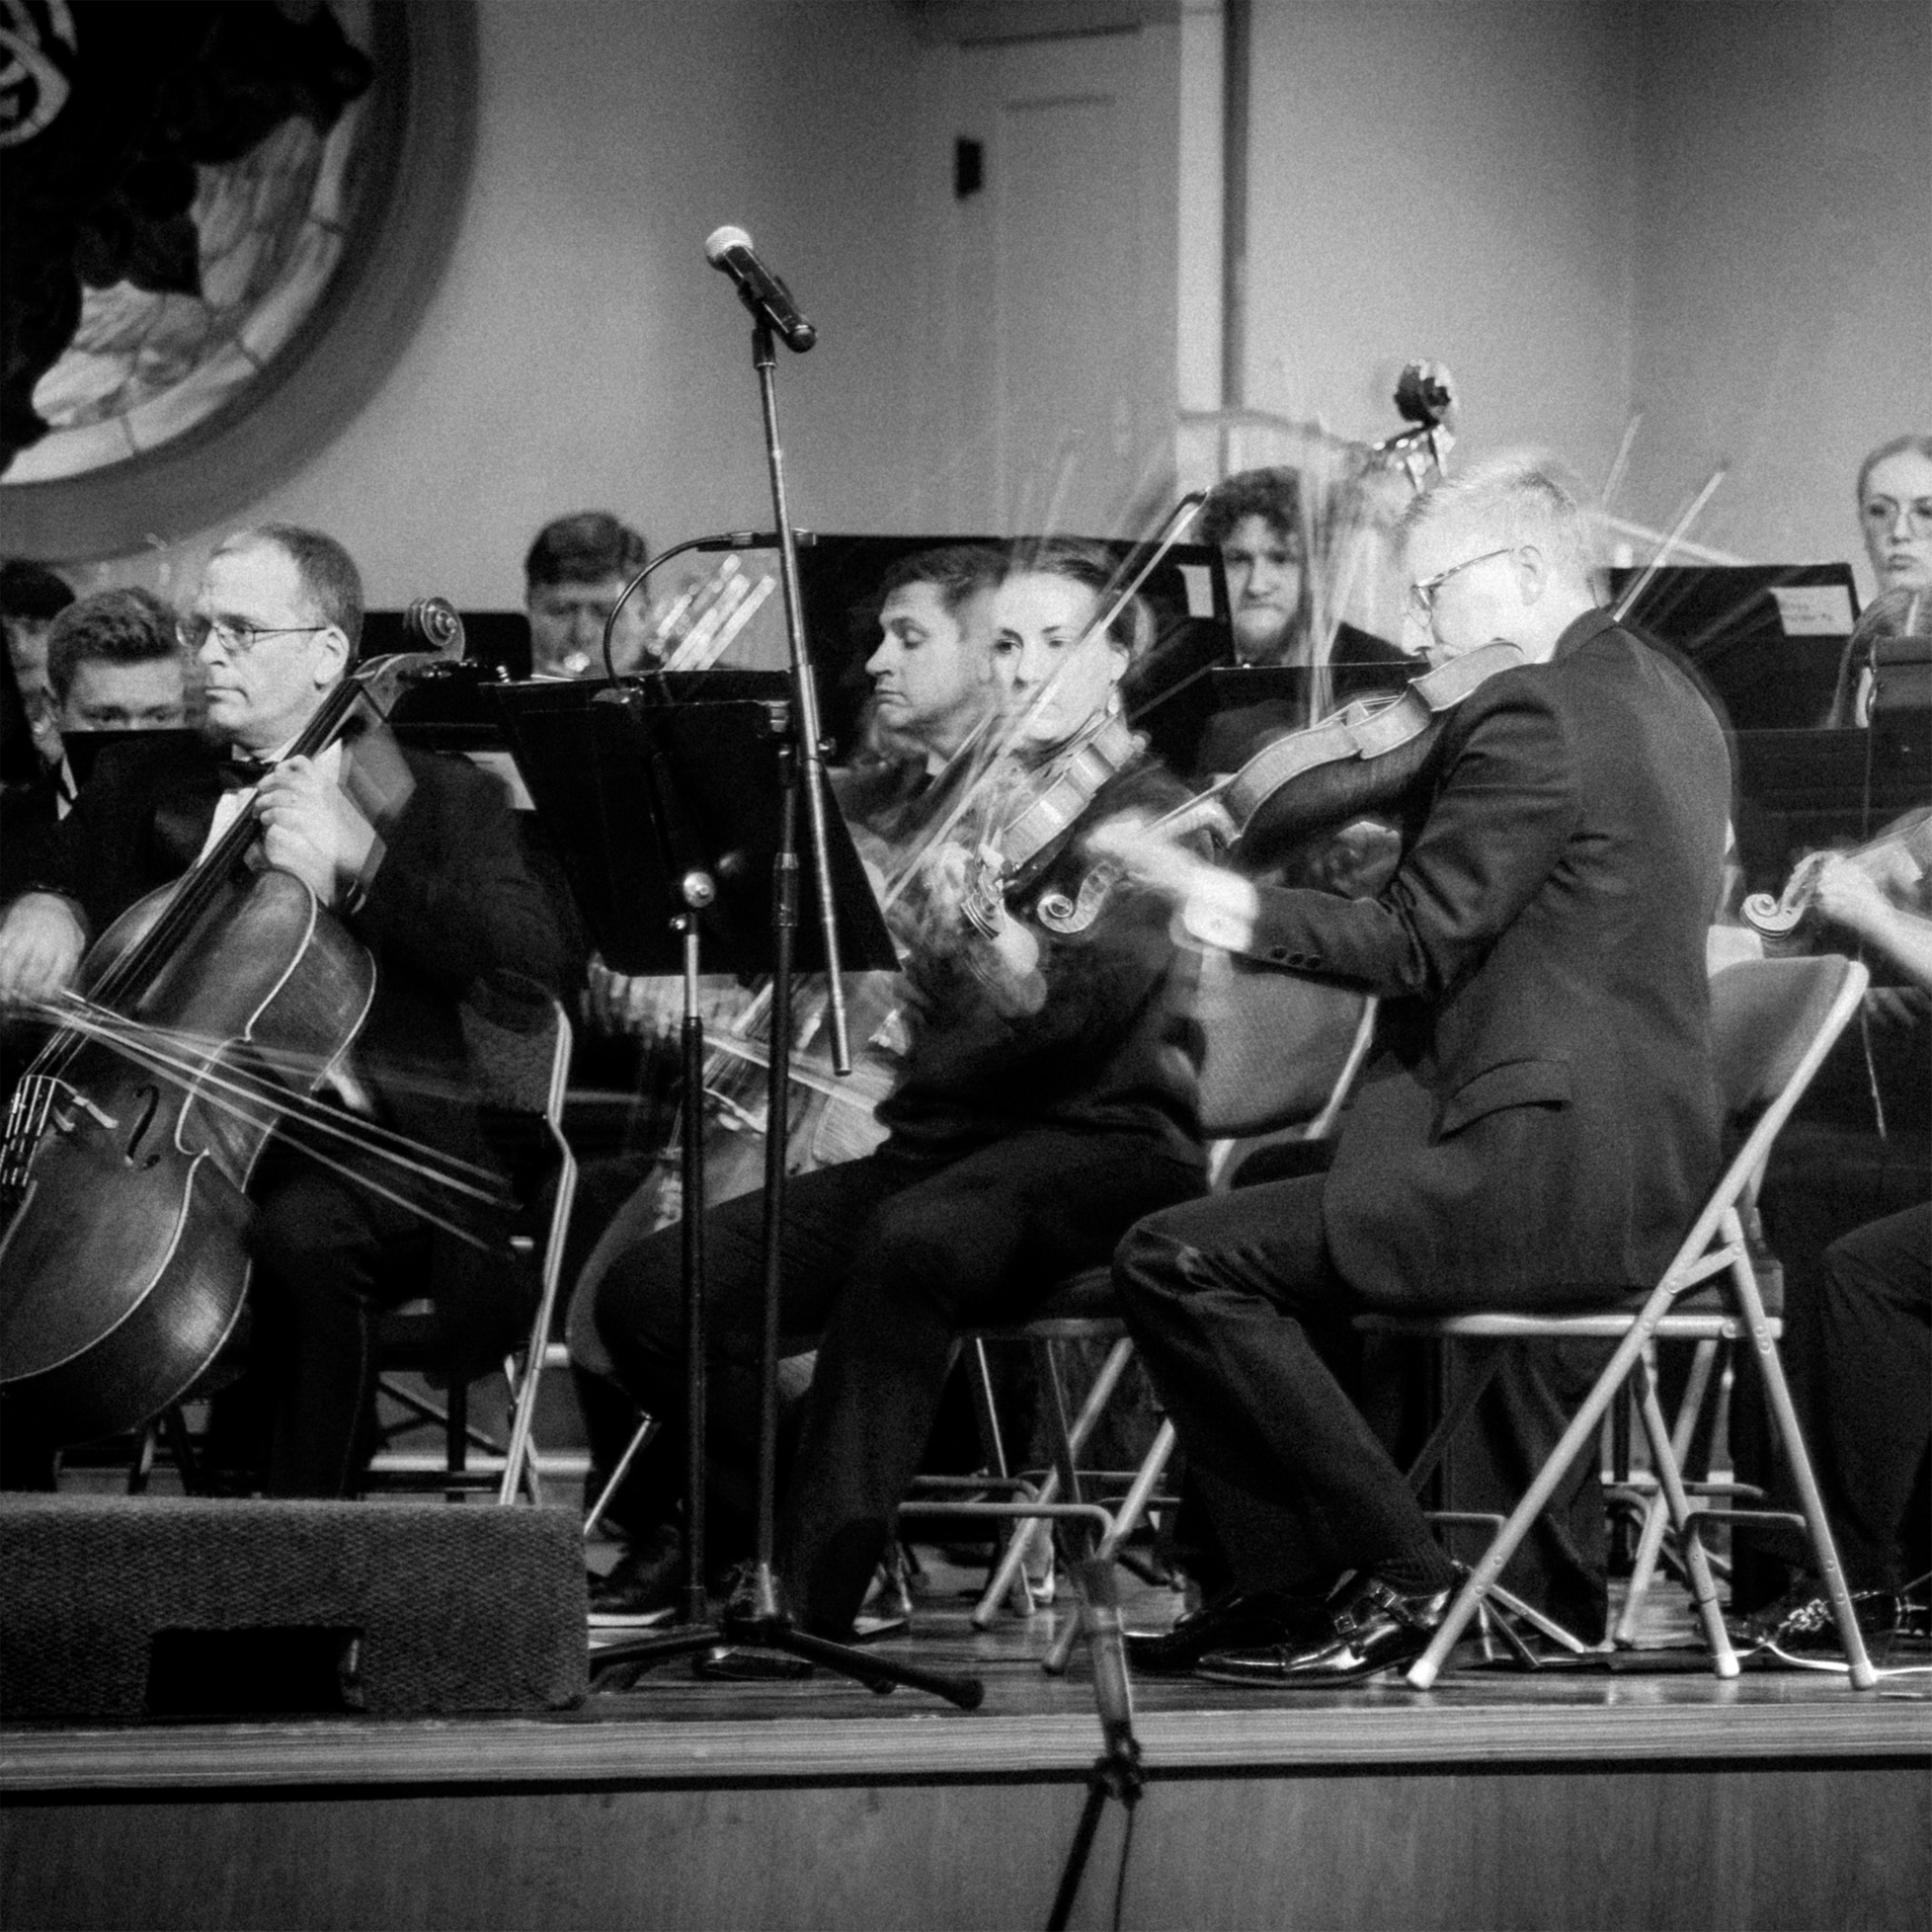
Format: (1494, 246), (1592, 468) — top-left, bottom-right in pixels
(924, 27), (1180, 537)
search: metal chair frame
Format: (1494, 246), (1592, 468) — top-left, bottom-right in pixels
(365, 1001), (580, 1504)
(1360, 955), (1879, 1691)
(911, 986), (1383, 1672)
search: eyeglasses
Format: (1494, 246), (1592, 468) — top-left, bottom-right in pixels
(178, 615), (330, 655)
(1407, 547), (1517, 623)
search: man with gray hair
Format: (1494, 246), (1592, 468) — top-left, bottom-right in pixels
(1090, 454), (1731, 1682)
(0, 523), (566, 1495)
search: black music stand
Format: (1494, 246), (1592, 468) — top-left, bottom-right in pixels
(495, 680), (982, 1708)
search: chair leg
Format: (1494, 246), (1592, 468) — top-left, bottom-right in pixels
(1400, 1340), (1505, 1495)
(1042, 1418), (1179, 1676)
(126, 1422), (157, 1495)
(583, 1415), (658, 1541)
(1633, 1350), (1738, 1678)
(1615, 1338), (1718, 1646)
(1726, 1226), (1879, 1690)
(972, 1337), (1137, 1629)
(1408, 1314), (1662, 1689)
(965, 1339), (1049, 1623)
(445, 1381), (469, 1497)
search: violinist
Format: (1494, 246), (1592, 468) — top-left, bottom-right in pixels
(574, 544), (1002, 1614)
(1092, 455), (1731, 1683)
(1824, 585), (1930, 730)
(1195, 467), (1418, 775)
(834, 544), (1004, 844)
(1206, 468), (1315, 669)
(588, 540), (1205, 1638)
(0, 525), (566, 1495)
(1855, 435), (1932, 599)
(1734, 852), (1931, 1656)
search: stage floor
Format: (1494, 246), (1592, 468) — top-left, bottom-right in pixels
(7, 1545), (1928, 1932)
(7, 1546), (1928, 1792)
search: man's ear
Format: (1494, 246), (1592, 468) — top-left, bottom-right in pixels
(1513, 543), (1551, 604)
(313, 624), (353, 688)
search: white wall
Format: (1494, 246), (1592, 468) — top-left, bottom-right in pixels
(85, 0), (941, 609)
(1622, 0), (1932, 586)
(54, 0), (1928, 608)
(1239, 0), (1638, 478)
(1236, 0), (1932, 581)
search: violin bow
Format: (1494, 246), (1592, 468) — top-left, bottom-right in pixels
(1610, 463), (1728, 623)
(882, 495), (1211, 903)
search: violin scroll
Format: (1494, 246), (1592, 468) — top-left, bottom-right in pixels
(1740, 807), (1932, 947)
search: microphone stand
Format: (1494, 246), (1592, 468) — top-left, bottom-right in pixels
(592, 311), (982, 1711)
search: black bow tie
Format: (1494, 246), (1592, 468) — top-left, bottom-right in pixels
(218, 756), (276, 791)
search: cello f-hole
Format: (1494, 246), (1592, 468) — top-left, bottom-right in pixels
(122, 1085), (163, 1167)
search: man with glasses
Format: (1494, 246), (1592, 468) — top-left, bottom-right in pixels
(0, 524), (566, 1495)
(1089, 455), (1731, 1682)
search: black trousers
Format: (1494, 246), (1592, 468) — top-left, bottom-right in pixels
(1735, 1126), (1932, 1607)
(593, 1126), (1203, 1636)
(245, 1156), (436, 1498)
(1755, 1202), (1931, 1595)
(1114, 1172), (1618, 1605)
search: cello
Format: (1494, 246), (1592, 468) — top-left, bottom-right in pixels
(0, 604), (493, 1445)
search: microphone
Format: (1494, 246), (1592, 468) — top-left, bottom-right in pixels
(704, 226), (817, 353)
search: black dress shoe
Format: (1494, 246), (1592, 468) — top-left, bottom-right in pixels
(588, 1522), (686, 1628)
(1197, 1570), (1460, 1686)
(1124, 1586), (1320, 1675)
(1733, 1580), (1899, 1664)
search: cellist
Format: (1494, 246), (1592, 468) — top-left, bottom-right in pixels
(589, 539), (1207, 1639)
(0, 525), (567, 1495)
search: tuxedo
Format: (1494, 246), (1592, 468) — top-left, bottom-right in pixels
(1116, 610), (1731, 1602)
(35, 728), (568, 1491)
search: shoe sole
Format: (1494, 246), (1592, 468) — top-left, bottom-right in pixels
(588, 1605), (679, 1631)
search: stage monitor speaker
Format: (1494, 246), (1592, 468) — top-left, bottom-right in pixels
(0, 1495), (587, 1721)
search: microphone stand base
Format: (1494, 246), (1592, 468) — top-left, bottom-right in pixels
(589, 1592), (985, 1710)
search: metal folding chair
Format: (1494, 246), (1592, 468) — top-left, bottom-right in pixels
(1358, 954), (1880, 1690)
(366, 998), (579, 1503)
(908, 964), (1380, 1671)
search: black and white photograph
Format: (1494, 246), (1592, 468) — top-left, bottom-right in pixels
(0, 2), (1926, 1927)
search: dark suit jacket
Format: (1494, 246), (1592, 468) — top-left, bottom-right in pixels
(1231, 610), (1731, 1303)
(41, 729), (569, 1360)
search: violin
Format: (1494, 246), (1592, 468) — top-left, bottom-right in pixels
(1037, 641), (1528, 936)
(1740, 805), (1932, 947)
(1213, 639), (1525, 858)
(0, 604), (485, 1445)
(958, 712), (1142, 937)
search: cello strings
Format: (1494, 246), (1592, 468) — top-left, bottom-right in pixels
(35, 999), (510, 1210)
(52, 1003), (509, 1181)
(41, 999), (506, 1202)
(19, 1018), (502, 1252)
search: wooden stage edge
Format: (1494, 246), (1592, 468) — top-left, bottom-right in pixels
(7, 1690), (1929, 1794)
